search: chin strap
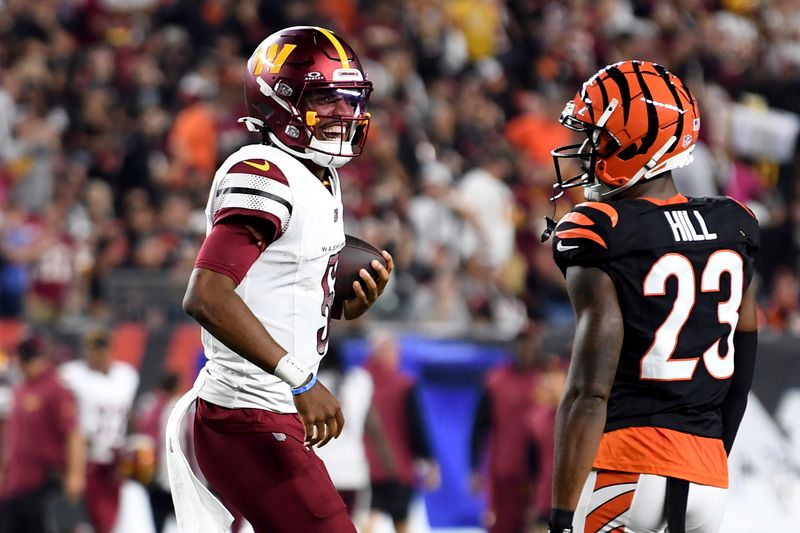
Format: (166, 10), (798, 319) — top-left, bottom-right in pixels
(541, 184), (561, 242)
(541, 215), (557, 242)
(238, 117), (264, 132)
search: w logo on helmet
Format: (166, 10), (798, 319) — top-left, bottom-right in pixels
(252, 43), (297, 76)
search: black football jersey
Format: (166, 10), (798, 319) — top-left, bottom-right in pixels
(553, 195), (759, 438)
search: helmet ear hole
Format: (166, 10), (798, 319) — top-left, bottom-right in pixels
(255, 103), (275, 119)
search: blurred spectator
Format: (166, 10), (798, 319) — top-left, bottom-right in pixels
(134, 372), (182, 533)
(59, 327), (139, 533)
(26, 202), (78, 323)
(764, 267), (800, 335)
(315, 343), (396, 525)
(446, 0), (505, 62)
(504, 91), (571, 169)
(0, 202), (37, 317)
(453, 148), (515, 271)
(524, 357), (566, 533)
(409, 260), (472, 337)
(363, 330), (440, 533)
(166, 67), (218, 193)
(0, 333), (86, 533)
(407, 161), (461, 272)
(470, 324), (547, 533)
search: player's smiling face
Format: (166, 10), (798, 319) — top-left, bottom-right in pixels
(303, 88), (367, 142)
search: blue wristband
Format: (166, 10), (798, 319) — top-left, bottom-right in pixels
(291, 374), (317, 395)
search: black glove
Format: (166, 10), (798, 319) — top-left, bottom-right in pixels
(548, 508), (574, 533)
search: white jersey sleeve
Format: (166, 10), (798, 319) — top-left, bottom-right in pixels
(209, 156), (294, 237)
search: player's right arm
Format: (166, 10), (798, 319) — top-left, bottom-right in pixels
(550, 265), (624, 531)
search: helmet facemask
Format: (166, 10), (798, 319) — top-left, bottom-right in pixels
(300, 86), (371, 168)
(551, 100), (622, 201)
(253, 82), (372, 168)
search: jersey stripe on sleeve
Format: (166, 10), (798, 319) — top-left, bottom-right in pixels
(213, 161), (294, 235)
(555, 227), (608, 248)
(576, 201), (619, 226)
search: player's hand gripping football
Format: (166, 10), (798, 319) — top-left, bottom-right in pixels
(343, 250), (394, 320)
(292, 378), (345, 448)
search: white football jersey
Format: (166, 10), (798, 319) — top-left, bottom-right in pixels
(60, 360), (139, 464)
(196, 144), (345, 413)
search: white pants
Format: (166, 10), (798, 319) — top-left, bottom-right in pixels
(574, 470), (728, 533)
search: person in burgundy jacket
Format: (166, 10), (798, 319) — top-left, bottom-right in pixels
(525, 358), (567, 532)
(363, 330), (440, 533)
(470, 323), (548, 533)
(0, 333), (86, 533)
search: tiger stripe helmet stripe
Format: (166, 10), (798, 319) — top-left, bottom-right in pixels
(605, 65), (631, 125)
(595, 74), (609, 120)
(631, 61), (660, 156)
(653, 63), (686, 155)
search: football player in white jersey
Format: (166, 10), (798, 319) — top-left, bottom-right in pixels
(60, 328), (140, 533)
(166, 26), (392, 533)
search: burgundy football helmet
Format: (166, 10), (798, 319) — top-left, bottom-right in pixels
(241, 26), (373, 168)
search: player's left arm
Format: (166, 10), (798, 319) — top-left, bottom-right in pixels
(721, 279), (758, 454)
(549, 265), (623, 531)
(342, 250), (394, 320)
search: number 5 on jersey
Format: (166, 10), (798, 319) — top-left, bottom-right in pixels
(641, 250), (743, 381)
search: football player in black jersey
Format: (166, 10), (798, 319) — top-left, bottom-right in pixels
(545, 60), (759, 533)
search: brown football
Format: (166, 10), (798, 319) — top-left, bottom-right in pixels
(334, 234), (387, 304)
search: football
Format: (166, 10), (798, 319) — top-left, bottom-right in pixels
(334, 234), (387, 304)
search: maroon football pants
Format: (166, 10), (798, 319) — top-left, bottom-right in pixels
(193, 399), (355, 533)
(85, 462), (121, 533)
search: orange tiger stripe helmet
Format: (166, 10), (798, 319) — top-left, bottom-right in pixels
(551, 60), (700, 201)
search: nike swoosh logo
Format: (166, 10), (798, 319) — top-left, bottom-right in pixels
(243, 160), (271, 172)
(557, 241), (579, 252)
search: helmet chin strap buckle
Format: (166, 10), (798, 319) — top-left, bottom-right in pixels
(540, 216), (557, 242)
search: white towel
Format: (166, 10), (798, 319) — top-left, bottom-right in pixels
(165, 374), (234, 533)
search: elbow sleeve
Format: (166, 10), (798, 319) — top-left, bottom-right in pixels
(721, 330), (758, 454)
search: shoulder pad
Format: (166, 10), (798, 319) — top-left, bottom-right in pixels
(723, 196), (760, 253)
(552, 201), (619, 274)
(214, 157), (294, 234)
(724, 196), (757, 219)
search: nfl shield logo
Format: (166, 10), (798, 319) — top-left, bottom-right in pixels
(334, 209), (339, 222)
(272, 432), (287, 442)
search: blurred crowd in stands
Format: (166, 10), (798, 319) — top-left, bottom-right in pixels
(2, 0), (800, 338)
